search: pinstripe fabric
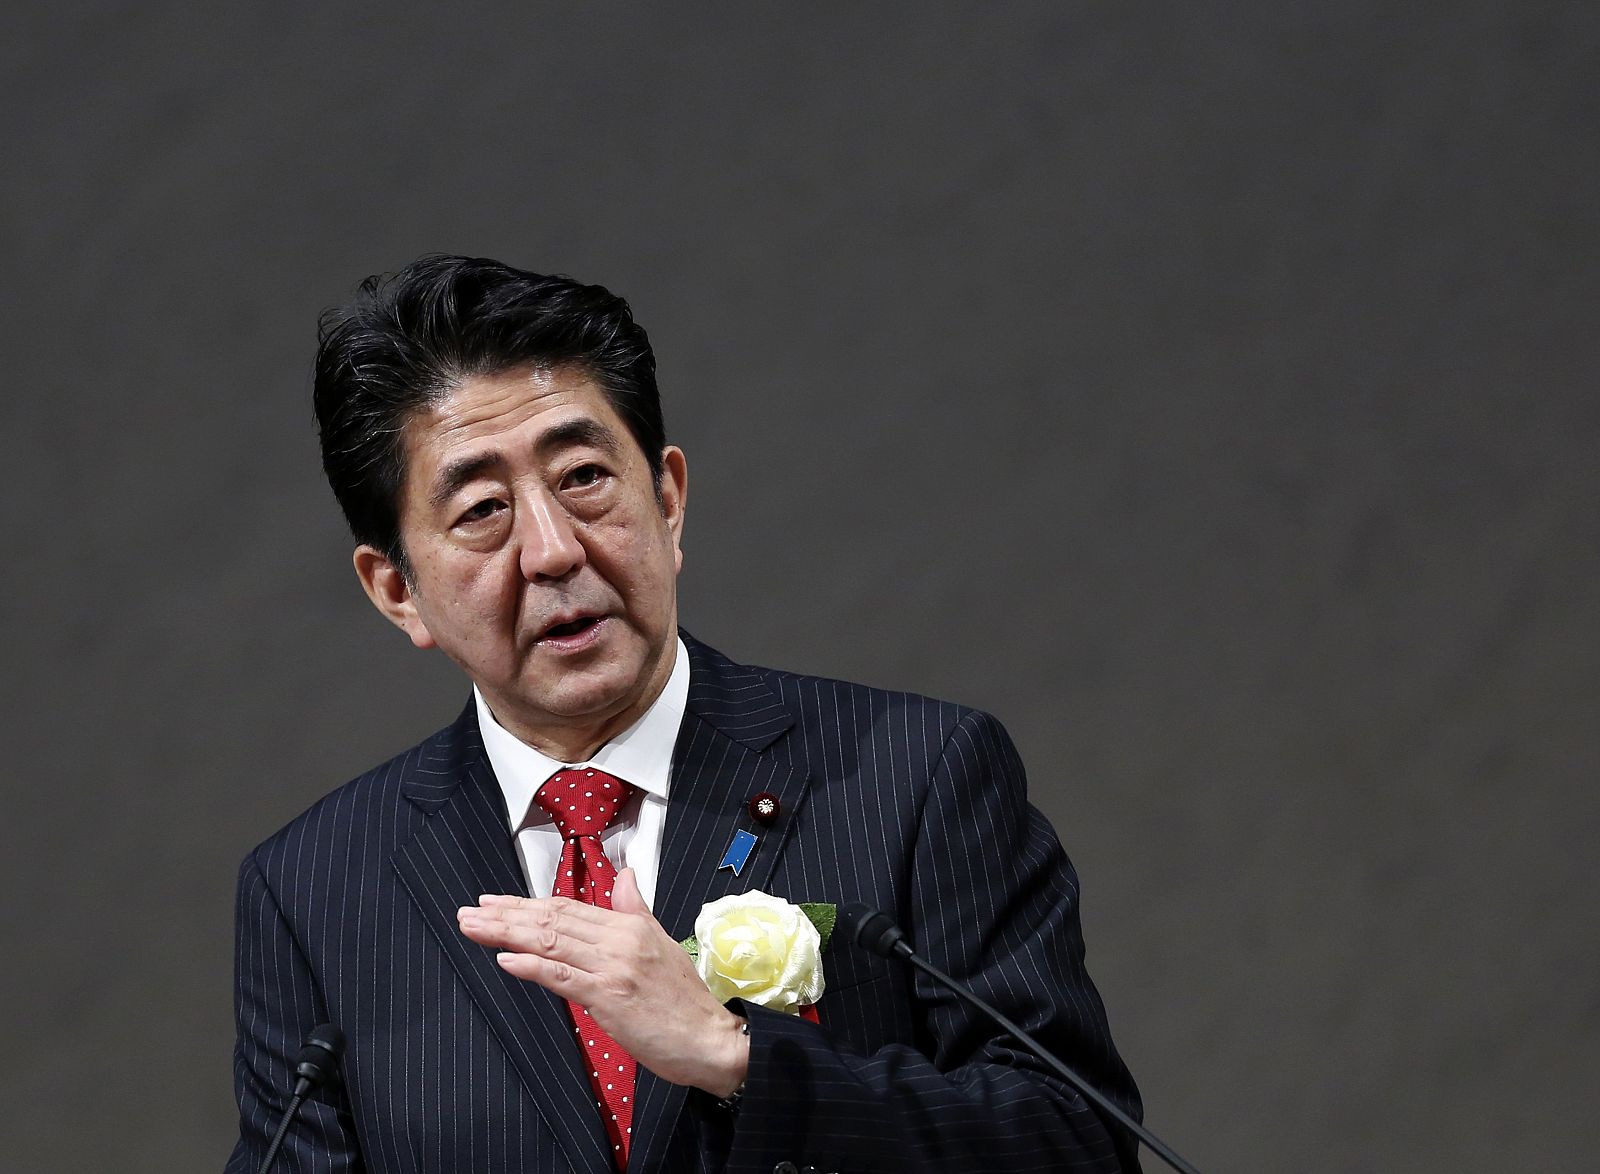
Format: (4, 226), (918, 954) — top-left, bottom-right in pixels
(227, 634), (1141, 1173)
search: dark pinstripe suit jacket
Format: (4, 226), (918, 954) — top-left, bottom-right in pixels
(227, 635), (1142, 1173)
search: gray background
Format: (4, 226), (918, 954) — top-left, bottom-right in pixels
(5, 3), (1597, 1171)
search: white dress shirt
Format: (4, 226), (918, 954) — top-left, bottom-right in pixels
(473, 637), (688, 910)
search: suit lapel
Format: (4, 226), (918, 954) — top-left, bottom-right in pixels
(389, 708), (615, 1174)
(628, 637), (811, 1173)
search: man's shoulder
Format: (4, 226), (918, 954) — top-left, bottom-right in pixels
(685, 633), (999, 747)
(243, 703), (475, 873)
(686, 637), (1033, 823)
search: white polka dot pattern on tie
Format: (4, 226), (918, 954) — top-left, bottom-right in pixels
(533, 768), (639, 1165)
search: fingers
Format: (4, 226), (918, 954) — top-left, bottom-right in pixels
(458, 908), (606, 966)
(480, 893), (613, 924)
(459, 919), (609, 1007)
(457, 911), (561, 957)
(493, 949), (599, 1003)
(457, 893), (664, 982)
(610, 867), (648, 916)
(460, 896), (607, 943)
(459, 910), (651, 1010)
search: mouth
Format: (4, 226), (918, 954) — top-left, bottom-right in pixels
(536, 612), (608, 649)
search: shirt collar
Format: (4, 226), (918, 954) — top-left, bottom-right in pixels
(475, 636), (689, 833)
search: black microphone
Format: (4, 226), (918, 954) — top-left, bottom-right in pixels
(838, 904), (1203, 1174)
(291, 1023), (346, 1097)
(258, 1024), (346, 1174)
(842, 903), (914, 960)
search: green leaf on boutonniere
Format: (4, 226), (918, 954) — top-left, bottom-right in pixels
(798, 902), (836, 950)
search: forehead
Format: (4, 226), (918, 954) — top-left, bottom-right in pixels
(401, 365), (629, 486)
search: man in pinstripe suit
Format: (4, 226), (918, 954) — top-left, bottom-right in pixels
(227, 255), (1143, 1172)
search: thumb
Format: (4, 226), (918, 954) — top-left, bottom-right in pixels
(612, 866), (650, 916)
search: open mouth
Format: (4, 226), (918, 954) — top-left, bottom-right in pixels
(541, 615), (602, 640)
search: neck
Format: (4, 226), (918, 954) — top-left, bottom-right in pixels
(483, 692), (650, 763)
(507, 721), (622, 765)
(481, 638), (679, 763)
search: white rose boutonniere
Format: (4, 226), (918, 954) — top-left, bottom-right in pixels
(681, 891), (835, 1016)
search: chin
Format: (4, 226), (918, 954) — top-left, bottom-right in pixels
(537, 663), (647, 719)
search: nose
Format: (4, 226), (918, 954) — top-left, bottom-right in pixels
(515, 489), (585, 581)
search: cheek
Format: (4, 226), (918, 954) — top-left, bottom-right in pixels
(587, 519), (676, 593)
(420, 551), (521, 625)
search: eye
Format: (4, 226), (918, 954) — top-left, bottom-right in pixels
(564, 463), (608, 489)
(457, 498), (505, 525)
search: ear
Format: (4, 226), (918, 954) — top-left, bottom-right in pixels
(353, 545), (437, 649)
(658, 446), (688, 573)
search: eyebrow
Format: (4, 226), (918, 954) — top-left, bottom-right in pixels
(428, 453), (500, 510)
(425, 417), (627, 510)
(536, 417), (625, 462)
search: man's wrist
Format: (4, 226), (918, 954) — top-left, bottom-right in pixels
(703, 1010), (750, 1101)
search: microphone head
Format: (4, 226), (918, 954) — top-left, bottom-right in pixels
(293, 1023), (346, 1091)
(303, 1023), (346, 1057)
(840, 902), (910, 959)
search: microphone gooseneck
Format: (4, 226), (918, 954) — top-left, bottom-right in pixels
(837, 904), (1204, 1174)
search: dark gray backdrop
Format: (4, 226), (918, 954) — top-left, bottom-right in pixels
(5, 4), (1597, 1171)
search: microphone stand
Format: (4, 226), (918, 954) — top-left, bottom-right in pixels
(843, 904), (1203, 1174)
(900, 949), (1202, 1174)
(257, 1024), (346, 1174)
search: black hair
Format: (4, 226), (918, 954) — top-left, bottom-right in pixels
(313, 254), (664, 577)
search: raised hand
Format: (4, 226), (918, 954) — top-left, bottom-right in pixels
(457, 867), (749, 1096)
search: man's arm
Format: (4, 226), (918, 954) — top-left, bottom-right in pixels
(226, 853), (363, 1174)
(720, 707), (1143, 1173)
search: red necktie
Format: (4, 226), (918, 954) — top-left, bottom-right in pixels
(535, 768), (638, 1169)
